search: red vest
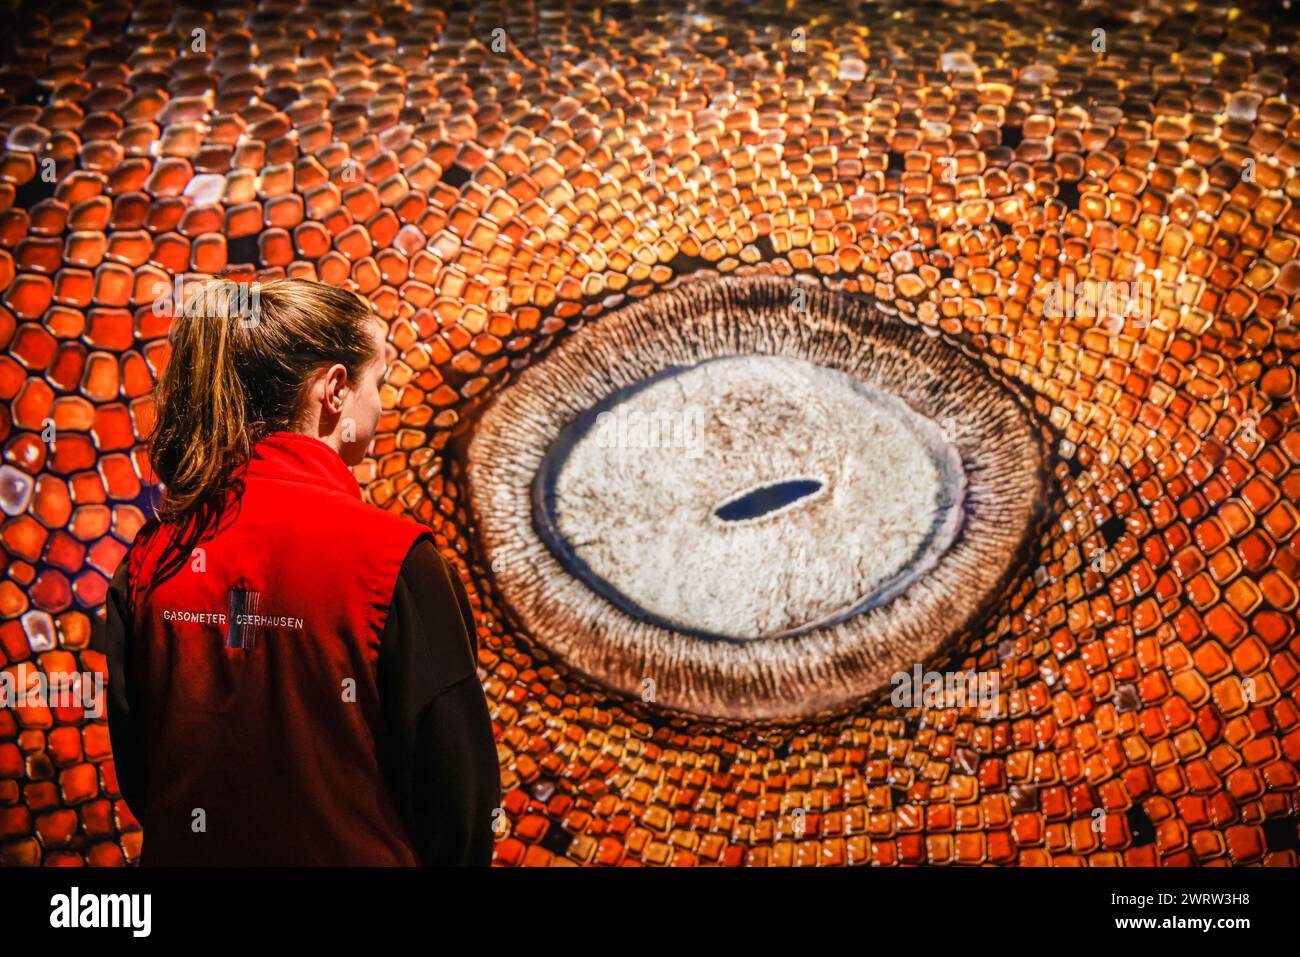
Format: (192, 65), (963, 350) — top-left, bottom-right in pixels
(126, 431), (431, 865)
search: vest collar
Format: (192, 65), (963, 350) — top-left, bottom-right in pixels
(243, 431), (361, 499)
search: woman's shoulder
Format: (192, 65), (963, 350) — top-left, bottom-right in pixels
(326, 488), (432, 545)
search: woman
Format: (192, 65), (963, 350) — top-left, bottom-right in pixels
(95, 278), (501, 866)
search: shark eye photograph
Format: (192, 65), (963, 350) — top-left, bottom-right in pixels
(0, 0), (1296, 943)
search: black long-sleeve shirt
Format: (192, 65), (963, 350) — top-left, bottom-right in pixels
(93, 536), (501, 866)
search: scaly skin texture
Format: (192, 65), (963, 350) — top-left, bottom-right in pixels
(0, 0), (1298, 866)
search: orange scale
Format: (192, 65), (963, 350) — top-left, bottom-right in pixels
(1207, 549), (1243, 585)
(0, 209), (31, 247)
(101, 230), (149, 270)
(51, 268), (95, 308)
(12, 378), (54, 430)
(52, 395), (94, 432)
(97, 453), (140, 501)
(292, 221), (331, 258)
(3, 274), (53, 319)
(1203, 604), (1249, 646)
(1132, 597), (1162, 632)
(9, 323), (57, 370)
(144, 234), (190, 276)
(1185, 574), (1222, 613)
(67, 501), (109, 538)
(1217, 500), (1255, 537)
(67, 196), (111, 232)
(370, 287), (399, 319)
(3, 433), (46, 473)
(284, 261), (319, 281)
(293, 156), (329, 191)
(256, 161), (295, 197)
(129, 267), (171, 315)
(27, 200), (69, 236)
(144, 197), (187, 234)
(374, 248), (408, 285)
(46, 725), (83, 766)
(1170, 606), (1205, 643)
(366, 154), (401, 185)
(248, 113), (291, 142)
(193, 144), (233, 174)
(415, 205), (447, 237)
(52, 171), (102, 208)
(1170, 545), (1206, 581)
(62, 231), (106, 269)
(1258, 569), (1299, 611)
(442, 322), (472, 350)
(28, 572), (71, 613)
(42, 531), (85, 573)
(0, 150), (36, 185)
(69, 468), (105, 504)
(135, 299), (172, 341)
(142, 157), (193, 197)
(1260, 365), (1296, 399)
(1262, 501), (1298, 541)
(333, 224), (372, 260)
(80, 803), (117, 846)
(1240, 475), (1280, 513)
(1195, 698), (1226, 743)
(91, 262), (135, 308)
(109, 193), (150, 230)
(1230, 635), (1271, 676)
(1192, 640), (1232, 679)
(39, 302), (81, 340)
(304, 183), (342, 221)
(15, 237), (64, 274)
(71, 569), (108, 608)
(177, 205), (225, 237)
(1, 514), (48, 562)
(366, 208), (400, 248)
(78, 351), (118, 402)
(1159, 572), (1190, 600)
(82, 309), (133, 351)
(257, 228), (294, 267)
(86, 536), (127, 577)
(264, 193), (304, 229)
(470, 333), (503, 357)
(1237, 527), (1279, 572)
(103, 157), (150, 196)
(1262, 760), (1300, 792)
(85, 403), (132, 449)
(394, 191), (426, 224)
(189, 233), (226, 273)
(110, 504), (146, 542)
(1255, 447), (1289, 480)
(1202, 474), (1233, 506)
(313, 250), (349, 285)
(350, 256), (382, 292)
(319, 209), (354, 240)
(1224, 824), (1266, 863)
(81, 140), (126, 173)
(49, 433), (97, 474)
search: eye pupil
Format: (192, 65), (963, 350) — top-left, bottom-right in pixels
(713, 478), (824, 522)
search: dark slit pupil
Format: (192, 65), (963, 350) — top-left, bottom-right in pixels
(714, 479), (823, 522)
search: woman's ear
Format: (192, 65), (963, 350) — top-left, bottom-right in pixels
(300, 362), (350, 431)
(321, 363), (350, 416)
